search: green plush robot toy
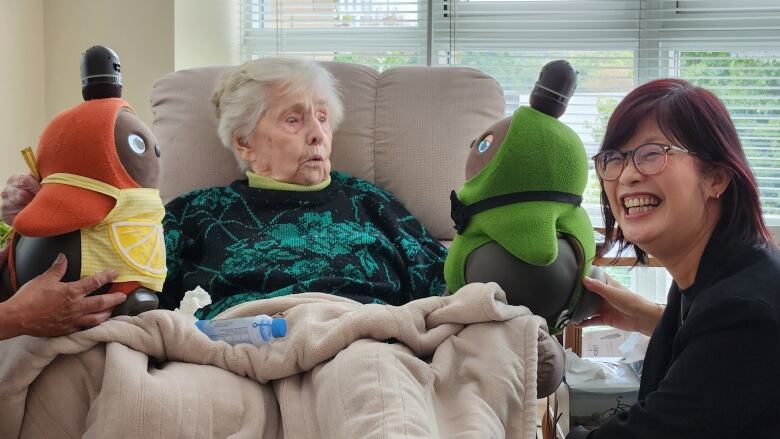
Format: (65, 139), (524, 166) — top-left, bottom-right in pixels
(444, 60), (605, 334)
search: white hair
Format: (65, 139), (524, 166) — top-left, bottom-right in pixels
(211, 57), (345, 171)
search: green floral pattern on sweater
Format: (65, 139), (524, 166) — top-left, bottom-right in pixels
(161, 172), (447, 318)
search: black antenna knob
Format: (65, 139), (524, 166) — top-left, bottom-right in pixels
(529, 60), (577, 119)
(81, 46), (122, 101)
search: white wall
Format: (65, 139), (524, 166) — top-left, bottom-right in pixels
(0, 0), (46, 182)
(0, 0), (234, 189)
(175, 0), (239, 70)
(43, 0), (175, 126)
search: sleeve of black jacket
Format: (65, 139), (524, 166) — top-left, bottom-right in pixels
(568, 296), (780, 439)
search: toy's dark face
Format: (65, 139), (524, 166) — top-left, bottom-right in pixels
(114, 108), (161, 188)
(465, 116), (511, 180)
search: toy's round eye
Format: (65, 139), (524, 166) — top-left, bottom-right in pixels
(477, 134), (494, 154)
(154, 144), (161, 157)
(128, 134), (146, 155)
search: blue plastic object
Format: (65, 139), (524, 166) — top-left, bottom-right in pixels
(196, 315), (287, 346)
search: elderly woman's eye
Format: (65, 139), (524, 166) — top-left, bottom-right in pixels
(318, 115), (327, 123)
(285, 116), (299, 124)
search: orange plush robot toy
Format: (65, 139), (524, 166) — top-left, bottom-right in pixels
(0, 46), (165, 315)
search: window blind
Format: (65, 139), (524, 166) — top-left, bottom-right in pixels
(432, 0), (780, 223)
(240, 0), (429, 70)
(240, 0), (780, 223)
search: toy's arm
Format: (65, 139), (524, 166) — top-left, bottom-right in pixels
(537, 324), (565, 398)
(14, 185), (115, 237)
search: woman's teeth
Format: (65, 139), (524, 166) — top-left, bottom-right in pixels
(628, 205), (656, 214)
(624, 196), (661, 215)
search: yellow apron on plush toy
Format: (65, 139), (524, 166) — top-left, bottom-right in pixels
(0, 46), (166, 315)
(40, 173), (166, 289)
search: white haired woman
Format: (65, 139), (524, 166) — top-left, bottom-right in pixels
(160, 57), (448, 317)
(2, 57), (448, 320)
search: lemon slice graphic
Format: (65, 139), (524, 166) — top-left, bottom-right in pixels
(109, 221), (167, 277)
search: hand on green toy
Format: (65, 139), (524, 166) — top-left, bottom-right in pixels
(1, 174), (40, 226)
(578, 273), (664, 337)
(0, 254), (126, 339)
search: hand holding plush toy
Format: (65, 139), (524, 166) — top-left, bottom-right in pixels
(0, 46), (166, 316)
(445, 60), (605, 335)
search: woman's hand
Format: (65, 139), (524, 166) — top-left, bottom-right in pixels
(1, 174), (40, 225)
(578, 273), (664, 336)
(0, 254), (126, 339)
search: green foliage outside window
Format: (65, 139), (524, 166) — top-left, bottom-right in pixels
(0, 221), (11, 248)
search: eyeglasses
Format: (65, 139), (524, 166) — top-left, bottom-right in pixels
(592, 143), (694, 181)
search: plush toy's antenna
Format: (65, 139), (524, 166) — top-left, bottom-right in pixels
(529, 60), (577, 119)
(81, 45), (122, 101)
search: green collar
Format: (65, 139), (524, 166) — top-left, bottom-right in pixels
(246, 171), (331, 192)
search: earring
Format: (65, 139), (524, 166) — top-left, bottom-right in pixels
(715, 192), (721, 199)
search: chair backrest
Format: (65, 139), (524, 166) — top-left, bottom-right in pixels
(150, 62), (505, 240)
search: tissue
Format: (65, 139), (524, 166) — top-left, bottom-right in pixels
(174, 286), (212, 323)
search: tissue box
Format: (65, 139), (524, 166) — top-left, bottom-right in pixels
(581, 328), (630, 357)
(567, 358), (640, 429)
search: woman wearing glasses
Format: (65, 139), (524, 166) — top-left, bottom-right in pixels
(568, 79), (780, 438)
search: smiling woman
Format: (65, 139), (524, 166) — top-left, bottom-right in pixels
(597, 79), (772, 269)
(569, 79), (780, 438)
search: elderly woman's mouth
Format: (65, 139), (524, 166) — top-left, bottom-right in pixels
(304, 155), (324, 164)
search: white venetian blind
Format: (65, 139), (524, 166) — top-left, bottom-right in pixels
(240, 0), (429, 70)
(238, 0), (779, 301)
(240, 0), (780, 224)
(431, 0), (780, 224)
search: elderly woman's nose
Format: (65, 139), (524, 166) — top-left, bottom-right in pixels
(306, 117), (327, 145)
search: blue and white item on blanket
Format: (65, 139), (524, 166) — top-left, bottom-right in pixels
(196, 315), (287, 346)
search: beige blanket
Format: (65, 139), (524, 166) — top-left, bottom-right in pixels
(0, 283), (546, 439)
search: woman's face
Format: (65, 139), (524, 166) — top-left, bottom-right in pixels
(236, 84), (333, 185)
(603, 118), (722, 257)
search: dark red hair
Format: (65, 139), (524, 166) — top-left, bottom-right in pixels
(598, 78), (774, 264)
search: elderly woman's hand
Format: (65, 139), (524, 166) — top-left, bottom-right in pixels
(578, 273), (664, 336)
(1, 174), (40, 225)
(0, 254), (125, 339)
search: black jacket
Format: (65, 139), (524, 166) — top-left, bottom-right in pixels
(568, 230), (780, 439)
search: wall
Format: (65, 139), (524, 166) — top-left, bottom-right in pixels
(0, 0), (234, 190)
(43, 0), (175, 126)
(175, 0), (239, 70)
(0, 0), (46, 181)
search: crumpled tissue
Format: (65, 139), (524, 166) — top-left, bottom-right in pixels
(564, 331), (650, 390)
(173, 286), (212, 323)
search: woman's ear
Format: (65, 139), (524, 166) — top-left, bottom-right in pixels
(706, 165), (732, 199)
(233, 136), (254, 162)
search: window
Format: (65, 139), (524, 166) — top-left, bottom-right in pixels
(240, 0), (429, 70)
(241, 0), (780, 225)
(240, 0), (780, 302)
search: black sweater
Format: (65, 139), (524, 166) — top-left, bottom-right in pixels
(160, 172), (447, 318)
(569, 230), (780, 438)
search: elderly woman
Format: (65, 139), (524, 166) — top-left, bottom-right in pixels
(1, 57), (447, 324)
(161, 57), (447, 318)
(569, 79), (780, 438)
